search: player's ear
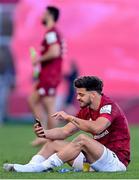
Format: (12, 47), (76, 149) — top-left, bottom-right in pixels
(89, 91), (94, 99)
(91, 91), (96, 98)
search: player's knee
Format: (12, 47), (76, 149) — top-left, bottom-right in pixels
(76, 134), (88, 142)
(71, 140), (83, 151)
(72, 134), (87, 147)
(73, 134), (88, 146)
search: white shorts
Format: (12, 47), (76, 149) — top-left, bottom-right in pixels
(72, 146), (126, 172)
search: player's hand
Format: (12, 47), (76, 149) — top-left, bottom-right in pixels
(52, 111), (70, 121)
(34, 123), (46, 138)
(32, 59), (39, 66)
(52, 112), (80, 127)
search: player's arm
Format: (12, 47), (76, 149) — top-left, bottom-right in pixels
(52, 111), (111, 135)
(34, 31), (61, 64)
(38, 43), (61, 63)
(66, 116), (111, 135)
(34, 122), (78, 140)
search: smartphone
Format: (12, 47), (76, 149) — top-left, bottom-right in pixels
(35, 118), (42, 127)
(35, 118), (46, 138)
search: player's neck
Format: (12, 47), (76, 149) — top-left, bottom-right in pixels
(46, 21), (55, 30)
(90, 95), (102, 111)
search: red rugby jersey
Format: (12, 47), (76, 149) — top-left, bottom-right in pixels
(77, 94), (130, 167)
(39, 27), (64, 86)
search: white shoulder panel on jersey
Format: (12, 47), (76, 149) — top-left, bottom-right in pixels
(100, 105), (112, 114)
(46, 32), (57, 44)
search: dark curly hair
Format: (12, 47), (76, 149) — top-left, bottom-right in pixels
(74, 76), (103, 94)
(47, 6), (60, 22)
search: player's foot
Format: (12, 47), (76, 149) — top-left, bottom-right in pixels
(3, 163), (15, 171)
(13, 163), (46, 172)
(31, 137), (47, 147)
(3, 163), (48, 172)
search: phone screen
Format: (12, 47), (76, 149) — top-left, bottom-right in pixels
(36, 119), (41, 127)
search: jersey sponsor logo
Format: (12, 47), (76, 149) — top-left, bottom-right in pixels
(100, 105), (112, 114)
(46, 32), (57, 44)
(93, 130), (109, 139)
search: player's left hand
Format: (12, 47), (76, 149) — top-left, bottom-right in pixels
(34, 123), (46, 138)
(32, 59), (39, 66)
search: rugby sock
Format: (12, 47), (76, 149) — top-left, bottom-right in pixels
(13, 163), (46, 172)
(29, 154), (46, 164)
(41, 153), (63, 170)
(13, 154), (63, 172)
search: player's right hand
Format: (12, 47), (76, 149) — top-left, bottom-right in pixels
(34, 123), (46, 138)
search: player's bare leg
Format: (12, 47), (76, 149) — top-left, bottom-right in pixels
(42, 96), (58, 129)
(57, 134), (104, 163)
(28, 90), (48, 128)
(28, 134), (103, 172)
(3, 136), (103, 172)
(3, 140), (69, 172)
(28, 90), (48, 146)
(38, 140), (69, 158)
(31, 137), (47, 147)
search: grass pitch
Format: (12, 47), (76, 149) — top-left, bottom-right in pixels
(0, 123), (138, 179)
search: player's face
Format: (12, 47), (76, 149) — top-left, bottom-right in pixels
(41, 11), (50, 26)
(76, 88), (92, 108)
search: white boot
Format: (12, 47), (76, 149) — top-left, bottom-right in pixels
(3, 163), (14, 171)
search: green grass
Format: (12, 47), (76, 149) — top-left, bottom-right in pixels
(0, 123), (139, 179)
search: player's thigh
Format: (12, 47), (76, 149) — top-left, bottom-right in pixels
(40, 140), (69, 153)
(42, 96), (56, 111)
(54, 140), (70, 151)
(28, 90), (41, 105)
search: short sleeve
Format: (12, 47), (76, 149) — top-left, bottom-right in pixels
(45, 32), (58, 44)
(99, 104), (113, 122)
